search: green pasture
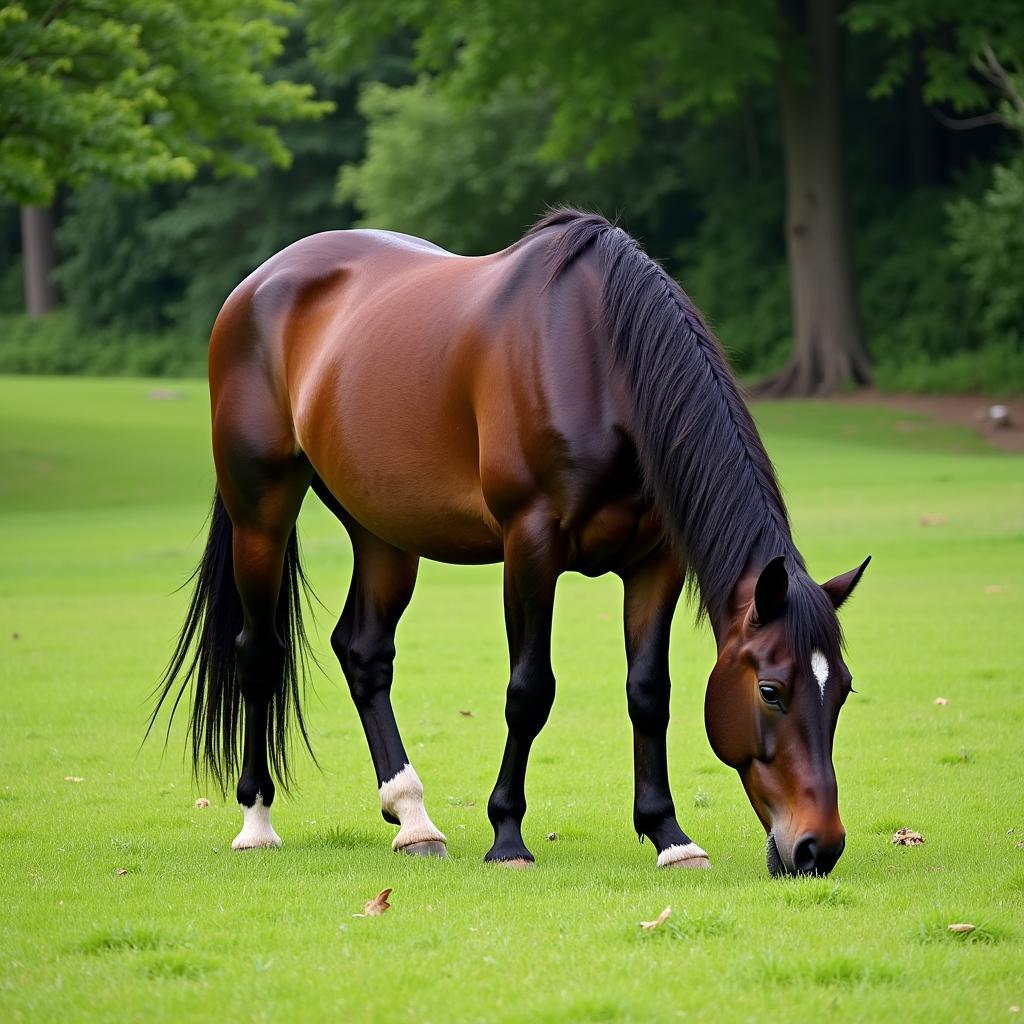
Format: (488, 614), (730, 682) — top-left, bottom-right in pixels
(1, 375), (1022, 1022)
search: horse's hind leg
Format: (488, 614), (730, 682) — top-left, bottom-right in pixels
(621, 547), (710, 869)
(216, 448), (312, 850)
(331, 523), (447, 857)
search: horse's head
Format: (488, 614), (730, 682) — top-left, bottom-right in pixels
(704, 555), (869, 876)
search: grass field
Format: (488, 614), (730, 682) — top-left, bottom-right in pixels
(1, 375), (1022, 1023)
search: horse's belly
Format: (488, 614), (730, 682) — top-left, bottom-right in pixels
(318, 460), (503, 563)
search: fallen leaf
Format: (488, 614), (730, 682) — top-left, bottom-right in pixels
(919, 513), (946, 527)
(458, 710), (474, 718)
(934, 697), (950, 706)
(546, 832), (558, 842)
(362, 888), (392, 917)
(892, 828), (925, 846)
(63, 776), (84, 783)
(640, 906), (672, 931)
(194, 797), (210, 808)
(947, 923), (975, 934)
(1016, 840), (1024, 849)
(115, 868), (128, 876)
(984, 585), (1005, 594)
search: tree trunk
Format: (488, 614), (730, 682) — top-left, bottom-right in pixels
(20, 205), (60, 316)
(756, 0), (871, 397)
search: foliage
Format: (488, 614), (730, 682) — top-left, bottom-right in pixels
(948, 157), (1024, 344)
(336, 77), (696, 257)
(874, 341), (1024, 396)
(337, 79), (565, 254)
(53, 43), (404, 336)
(3, 2), (1024, 393)
(308, 1), (784, 167)
(0, 310), (202, 376)
(0, 0), (332, 205)
(847, 1), (1024, 112)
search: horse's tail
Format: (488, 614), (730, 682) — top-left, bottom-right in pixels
(146, 488), (315, 793)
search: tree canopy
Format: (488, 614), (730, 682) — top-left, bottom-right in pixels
(0, 0), (331, 205)
(1, 2), (1022, 395)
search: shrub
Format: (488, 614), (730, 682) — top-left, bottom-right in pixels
(0, 311), (205, 377)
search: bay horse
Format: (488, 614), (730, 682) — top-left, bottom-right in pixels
(151, 208), (869, 876)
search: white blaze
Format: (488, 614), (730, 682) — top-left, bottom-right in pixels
(811, 649), (829, 703)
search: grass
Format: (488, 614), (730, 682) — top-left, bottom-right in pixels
(1, 375), (1022, 1023)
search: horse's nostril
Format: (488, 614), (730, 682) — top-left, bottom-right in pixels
(793, 835), (819, 873)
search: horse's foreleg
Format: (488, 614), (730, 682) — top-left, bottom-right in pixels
(621, 549), (711, 869)
(332, 530), (447, 857)
(485, 504), (564, 866)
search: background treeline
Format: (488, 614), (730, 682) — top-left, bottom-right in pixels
(1, 1), (1022, 394)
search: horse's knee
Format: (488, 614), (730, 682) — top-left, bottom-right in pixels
(626, 671), (669, 734)
(504, 664), (555, 739)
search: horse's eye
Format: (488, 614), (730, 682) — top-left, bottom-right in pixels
(758, 683), (782, 707)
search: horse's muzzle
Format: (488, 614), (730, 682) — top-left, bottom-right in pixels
(767, 830), (846, 876)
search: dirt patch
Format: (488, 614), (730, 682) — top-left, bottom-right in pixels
(832, 390), (1024, 453)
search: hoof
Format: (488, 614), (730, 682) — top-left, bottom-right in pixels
(489, 857), (534, 869)
(399, 840), (448, 858)
(231, 833), (283, 851)
(656, 842), (711, 869)
(663, 855), (711, 870)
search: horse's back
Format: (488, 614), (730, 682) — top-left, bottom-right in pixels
(209, 225), (642, 565)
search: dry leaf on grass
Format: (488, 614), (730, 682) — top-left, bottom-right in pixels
(948, 923), (975, 934)
(115, 868), (128, 876)
(354, 888), (393, 918)
(458, 710), (474, 718)
(892, 828), (925, 846)
(63, 776), (84, 783)
(984, 585), (1005, 594)
(640, 907), (672, 931)
(194, 798), (210, 808)
(934, 697), (950, 706)
(546, 832), (558, 842)
(919, 513), (947, 527)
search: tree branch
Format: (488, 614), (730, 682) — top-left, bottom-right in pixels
(929, 108), (1007, 131)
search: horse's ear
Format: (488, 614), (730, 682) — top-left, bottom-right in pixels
(753, 556), (789, 624)
(822, 556), (871, 610)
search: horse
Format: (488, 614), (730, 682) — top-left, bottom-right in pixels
(150, 208), (869, 876)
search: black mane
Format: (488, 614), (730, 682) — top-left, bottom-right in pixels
(528, 207), (841, 664)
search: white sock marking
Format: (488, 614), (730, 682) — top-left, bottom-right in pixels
(379, 764), (446, 850)
(231, 793), (282, 850)
(811, 649), (829, 703)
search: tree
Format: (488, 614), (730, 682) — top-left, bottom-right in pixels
(0, 1), (332, 313)
(55, 42), (408, 337)
(309, 0), (871, 395)
(761, 0), (871, 394)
